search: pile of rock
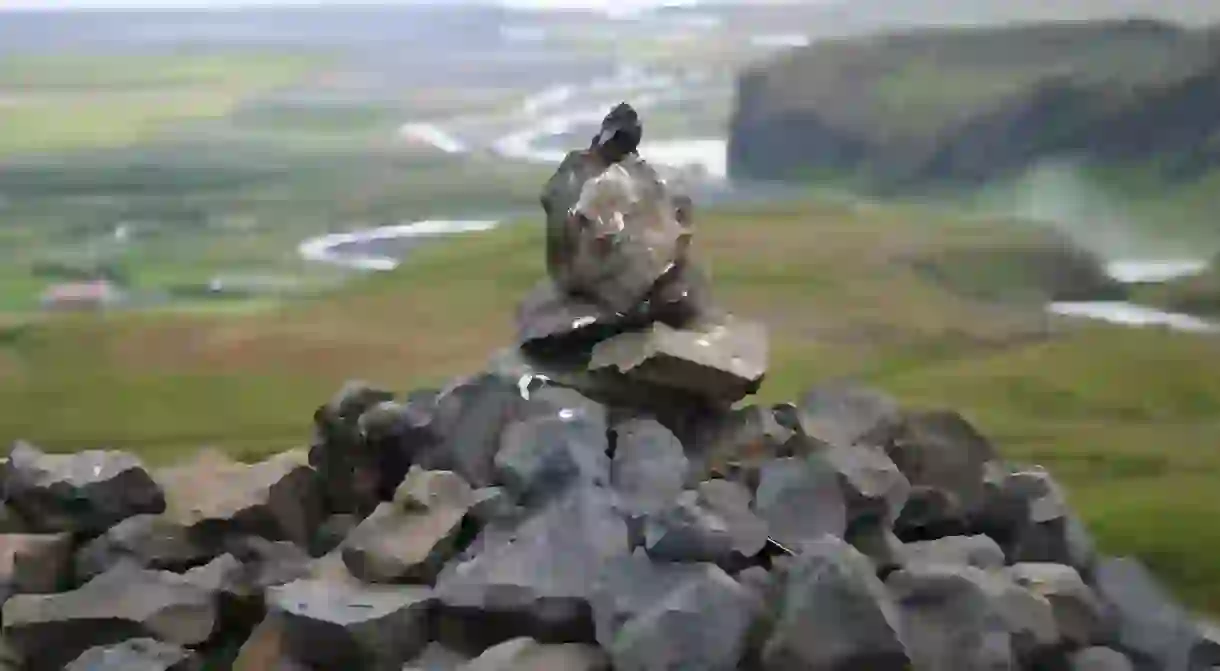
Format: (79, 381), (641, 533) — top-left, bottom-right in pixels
(0, 379), (1216, 670)
(0, 107), (1216, 670)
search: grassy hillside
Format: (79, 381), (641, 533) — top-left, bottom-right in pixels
(728, 19), (1220, 219)
(3, 199), (1219, 610)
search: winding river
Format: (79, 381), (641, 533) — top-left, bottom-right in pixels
(298, 68), (1217, 335)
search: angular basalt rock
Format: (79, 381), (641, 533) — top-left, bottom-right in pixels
(267, 578), (433, 671)
(2, 564), (216, 671)
(63, 638), (199, 671)
(341, 468), (475, 584)
(434, 486), (630, 649)
(75, 514), (208, 581)
(157, 449), (322, 549)
(0, 533), (73, 599)
(2, 442), (165, 534)
(588, 318), (768, 406)
(592, 551), (759, 671)
(761, 535), (910, 670)
(753, 457), (846, 551)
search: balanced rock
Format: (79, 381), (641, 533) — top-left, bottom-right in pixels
(462, 637), (609, 671)
(0, 533), (73, 598)
(1, 442), (165, 534)
(157, 448), (322, 548)
(63, 638), (199, 671)
(591, 551), (759, 671)
(341, 468), (475, 584)
(610, 418), (688, 518)
(754, 456), (846, 551)
(267, 578), (433, 671)
(435, 485), (629, 648)
(2, 564), (216, 671)
(761, 535), (910, 670)
(75, 514), (207, 581)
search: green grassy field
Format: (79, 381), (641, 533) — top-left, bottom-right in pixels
(3, 198), (1218, 610)
(0, 53), (326, 158)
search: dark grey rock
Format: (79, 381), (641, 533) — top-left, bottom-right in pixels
(643, 490), (735, 564)
(342, 468), (474, 584)
(592, 551), (759, 671)
(644, 479), (768, 565)
(425, 373), (536, 489)
(358, 389), (444, 501)
(697, 478), (769, 557)
(685, 404), (794, 485)
(1092, 557), (1220, 671)
(1007, 562), (1105, 648)
(901, 534), (1007, 570)
(268, 578), (433, 671)
(979, 465), (1096, 570)
(1, 442), (165, 534)
(64, 638), (198, 671)
(157, 449), (322, 549)
(310, 513), (360, 557)
(795, 383), (903, 448)
(2, 564), (216, 671)
(0, 533), (73, 598)
(754, 457), (846, 551)
(460, 637), (609, 670)
(494, 414), (610, 505)
(1070, 646), (1135, 671)
(468, 487), (520, 527)
(403, 641), (471, 670)
(825, 442), (910, 528)
(888, 562), (1059, 670)
(885, 411), (999, 538)
(435, 486), (630, 647)
(308, 380), (397, 515)
(846, 525), (905, 573)
(610, 418), (688, 518)
(75, 514), (208, 581)
(182, 537), (311, 608)
(761, 535), (910, 670)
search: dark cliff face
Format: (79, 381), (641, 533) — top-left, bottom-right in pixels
(728, 20), (1220, 187)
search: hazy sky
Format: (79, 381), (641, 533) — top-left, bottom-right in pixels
(0, 0), (706, 10)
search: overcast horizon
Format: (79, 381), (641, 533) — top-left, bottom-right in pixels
(0, 0), (725, 11)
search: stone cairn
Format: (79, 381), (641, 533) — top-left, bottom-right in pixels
(1, 109), (1218, 671)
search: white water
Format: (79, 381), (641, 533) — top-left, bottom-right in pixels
(297, 219), (500, 271)
(1048, 260), (1218, 334)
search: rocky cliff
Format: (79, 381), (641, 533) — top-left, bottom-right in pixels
(728, 19), (1220, 187)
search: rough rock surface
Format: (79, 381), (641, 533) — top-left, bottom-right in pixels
(157, 448), (322, 549)
(3, 119), (1215, 671)
(2, 442), (165, 534)
(267, 578), (433, 670)
(64, 638), (199, 671)
(3, 564), (216, 670)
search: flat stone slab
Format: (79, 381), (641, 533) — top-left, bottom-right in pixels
(588, 318), (768, 404)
